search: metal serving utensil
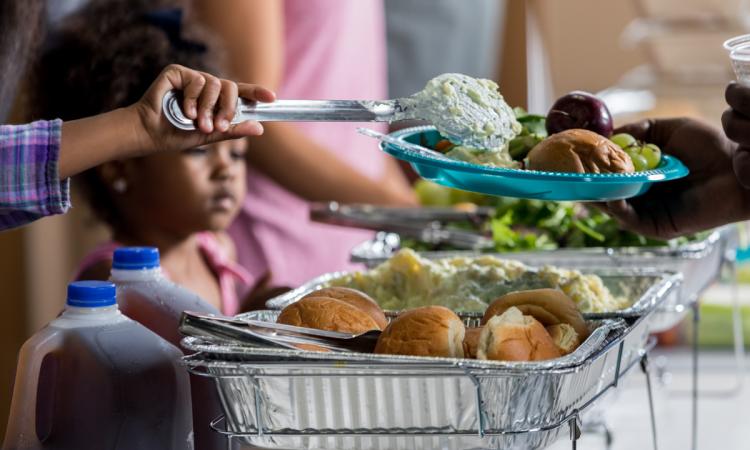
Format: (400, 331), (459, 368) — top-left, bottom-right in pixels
(310, 201), (496, 250)
(315, 203), (497, 223)
(162, 87), (463, 154)
(162, 72), (514, 149)
(163, 92), (409, 129)
(179, 311), (381, 353)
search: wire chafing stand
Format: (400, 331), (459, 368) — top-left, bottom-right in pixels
(183, 329), (659, 450)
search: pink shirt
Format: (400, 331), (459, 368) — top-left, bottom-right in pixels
(229, 0), (388, 290)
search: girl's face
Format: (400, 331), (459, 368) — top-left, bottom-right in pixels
(118, 139), (247, 236)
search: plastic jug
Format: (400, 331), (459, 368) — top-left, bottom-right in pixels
(3, 281), (193, 450)
(110, 247), (221, 345)
(110, 247), (225, 450)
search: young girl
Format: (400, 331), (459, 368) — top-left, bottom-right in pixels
(32, 3), (251, 315)
(0, 0), (271, 230)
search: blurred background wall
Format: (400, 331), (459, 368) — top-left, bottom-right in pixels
(0, 0), (744, 439)
(530, 0), (740, 127)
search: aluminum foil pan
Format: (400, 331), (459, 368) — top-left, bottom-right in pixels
(264, 268), (682, 321)
(184, 310), (613, 369)
(182, 314), (653, 450)
(349, 227), (733, 331)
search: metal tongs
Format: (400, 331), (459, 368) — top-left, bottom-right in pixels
(179, 311), (381, 353)
(310, 201), (496, 250)
(162, 73), (513, 150)
(163, 90), (412, 130)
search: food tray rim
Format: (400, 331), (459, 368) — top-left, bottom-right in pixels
(181, 312), (625, 374)
(348, 227), (726, 264)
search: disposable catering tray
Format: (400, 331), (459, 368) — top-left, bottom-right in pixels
(349, 226), (734, 331)
(182, 312), (650, 450)
(265, 268), (682, 322)
(180, 270), (678, 449)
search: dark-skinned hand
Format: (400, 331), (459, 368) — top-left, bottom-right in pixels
(598, 114), (750, 239)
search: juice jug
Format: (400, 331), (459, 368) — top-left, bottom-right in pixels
(110, 247), (225, 450)
(3, 281), (193, 450)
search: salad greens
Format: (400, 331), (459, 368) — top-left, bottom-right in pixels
(508, 107), (547, 160)
(413, 180), (700, 252)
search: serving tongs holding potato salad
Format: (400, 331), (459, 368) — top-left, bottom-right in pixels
(163, 73), (518, 150)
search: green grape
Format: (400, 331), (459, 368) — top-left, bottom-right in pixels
(610, 133), (637, 149)
(640, 143), (662, 169)
(625, 149), (648, 171)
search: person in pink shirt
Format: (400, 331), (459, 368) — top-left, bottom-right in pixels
(193, 0), (417, 308)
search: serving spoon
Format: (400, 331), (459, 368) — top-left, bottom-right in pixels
(163, 73), (519, 149)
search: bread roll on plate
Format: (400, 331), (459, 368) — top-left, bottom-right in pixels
(527, 129), (634, 174)
(478, 307), (561, 361)
(482, 289), (589, 340)
(302, 286), (387, 330)
(277, 297), (380, 334)
(375, 306), (465, 358)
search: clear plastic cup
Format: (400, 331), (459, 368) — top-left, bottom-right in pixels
(724, 34), (750, 84)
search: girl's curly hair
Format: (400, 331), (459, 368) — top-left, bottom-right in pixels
(30, 0), (224, 229)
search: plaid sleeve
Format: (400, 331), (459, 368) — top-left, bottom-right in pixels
(0, 119), (71, 231)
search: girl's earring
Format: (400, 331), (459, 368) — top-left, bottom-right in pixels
(112, 178), (128, 193)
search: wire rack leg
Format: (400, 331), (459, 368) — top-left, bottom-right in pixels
(569, 416), (581, 450)
(729, 256), (745, 393)
(691, 300), (699, 450)
(698, 255), (746, 396)
(640, 354), (659, 450)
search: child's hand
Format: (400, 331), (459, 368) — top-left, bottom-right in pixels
(132, 64), (276, 154)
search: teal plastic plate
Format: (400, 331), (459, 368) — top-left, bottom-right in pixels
(382, 126), (689, 201)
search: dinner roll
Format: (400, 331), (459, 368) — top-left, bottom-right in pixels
(527, 129), (634, 174)
(463, 327), (483, 359)
(277, 297), (380, 334)
(481, 289), (589, 340)
(302, 286), (387, 330)
(478, 307), (561, 361)
(546, 323), (580, 355)
(374, 306), (465, 358)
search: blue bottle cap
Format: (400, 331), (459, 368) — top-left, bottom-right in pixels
(112, 247), (160, 270)
(66, 281), (116, 308)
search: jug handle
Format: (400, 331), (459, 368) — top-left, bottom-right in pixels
(3, 332), (65, 447)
